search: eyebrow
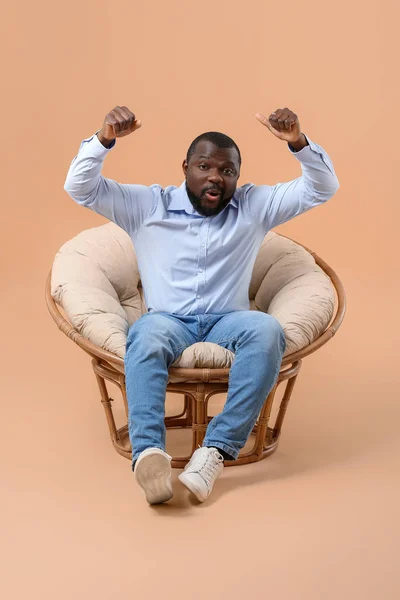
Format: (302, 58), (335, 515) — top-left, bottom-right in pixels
(198, 155), (236, 167)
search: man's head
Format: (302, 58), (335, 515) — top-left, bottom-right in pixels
(182, 132), (241, 217)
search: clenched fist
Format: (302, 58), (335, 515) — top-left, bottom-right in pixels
(97, 106), (142, 148)
(255, 108), (304, 145)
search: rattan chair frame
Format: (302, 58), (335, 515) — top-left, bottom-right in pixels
(46, 235), (346, 468)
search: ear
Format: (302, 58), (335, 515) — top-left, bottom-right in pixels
(182, 159), (188, 176)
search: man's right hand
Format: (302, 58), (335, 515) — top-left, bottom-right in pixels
(97, 106), (142, 148)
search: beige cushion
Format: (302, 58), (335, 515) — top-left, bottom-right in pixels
(51, 223), (335, 376)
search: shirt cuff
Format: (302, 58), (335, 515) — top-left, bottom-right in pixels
(288, 134), (336, 176)
(288, 134), (312, 155)
(79, 131), (116, 156)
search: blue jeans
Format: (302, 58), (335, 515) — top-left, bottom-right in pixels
(124, 311), (286, 465)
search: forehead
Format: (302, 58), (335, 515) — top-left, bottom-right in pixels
(191, 141), (240, 166)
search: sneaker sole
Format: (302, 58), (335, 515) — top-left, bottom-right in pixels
(178, 472), (207, 503)
(135, 453), (173, 505)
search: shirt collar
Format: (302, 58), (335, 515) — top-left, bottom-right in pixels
(167, 181), (238, 214)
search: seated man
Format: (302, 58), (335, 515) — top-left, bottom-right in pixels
(64, 105), (339, 505)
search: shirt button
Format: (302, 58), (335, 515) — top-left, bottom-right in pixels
(199, 269), (203, 273)
(201, 243), (205, 248)
(196, 295), (201, 299)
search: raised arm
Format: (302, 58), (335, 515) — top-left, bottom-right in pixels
(248, 108), (340, 231)
(64, 106), (156, 233)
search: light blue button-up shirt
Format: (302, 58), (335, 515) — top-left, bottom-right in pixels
(64, 132), (339, 315)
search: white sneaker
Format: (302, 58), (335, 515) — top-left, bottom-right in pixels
(134, 448), (173, 505)
(178, 447), (224, 502)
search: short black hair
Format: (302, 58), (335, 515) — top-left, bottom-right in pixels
(186, 131), (241, 166)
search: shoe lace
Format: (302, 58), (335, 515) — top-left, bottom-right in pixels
(189, 448), (223, 486)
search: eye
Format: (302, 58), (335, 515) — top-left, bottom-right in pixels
(224, 169), (234, 175)
(199, 164), (208, 170)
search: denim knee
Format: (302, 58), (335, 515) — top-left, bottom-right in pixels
(125, 313), (186, 364)
(126, 316), (155, 353)
(247, 312), (286, 354)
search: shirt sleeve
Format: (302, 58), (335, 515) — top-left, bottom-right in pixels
(246, 136), (340, 231)
(63, 132), (157, 234)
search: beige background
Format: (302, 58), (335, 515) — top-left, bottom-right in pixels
(2, 1), (399, 598)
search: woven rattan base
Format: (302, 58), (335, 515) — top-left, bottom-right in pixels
(92, 358), (302, 468)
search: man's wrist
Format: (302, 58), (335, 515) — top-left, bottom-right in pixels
(289, 133), (308, 152)
(96, 131), (115, 149)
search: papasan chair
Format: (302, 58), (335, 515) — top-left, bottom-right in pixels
(46, 222), (346, 468)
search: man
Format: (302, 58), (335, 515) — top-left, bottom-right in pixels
(64, 105), (339, 505)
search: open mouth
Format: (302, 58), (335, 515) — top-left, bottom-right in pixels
(203, 189), (222, 202)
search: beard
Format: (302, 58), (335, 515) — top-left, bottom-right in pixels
(185, 182), (233, 217)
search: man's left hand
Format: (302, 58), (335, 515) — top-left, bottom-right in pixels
(256, 108), (303, 144)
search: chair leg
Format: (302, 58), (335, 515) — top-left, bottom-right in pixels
(192, 383), (208, 452)
(184, 393), (193, 426)
(92, 362), (118, 444)
(253, 384), (279, 458)
(118, 375), (129, 420)
(272, 373), (298, 439)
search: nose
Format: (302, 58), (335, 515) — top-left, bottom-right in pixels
(207, 169), (223, 185)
